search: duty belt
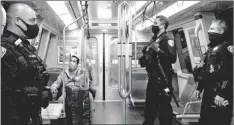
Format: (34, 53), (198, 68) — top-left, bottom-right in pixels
(147, 72), (160, 78)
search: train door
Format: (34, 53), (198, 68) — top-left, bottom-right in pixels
(105, 35), (122, 101)
(61, 1), (150, 124)
(87, 1), (145, 124)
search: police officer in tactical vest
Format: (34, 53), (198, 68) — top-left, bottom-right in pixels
(194, 19), (233, 125)
(1, 3), (50, 125)
(139, 15), (177, 125)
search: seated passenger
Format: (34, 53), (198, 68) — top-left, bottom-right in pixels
(50, 55), (93, 124)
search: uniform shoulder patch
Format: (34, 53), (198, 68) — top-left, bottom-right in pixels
(168, 40), (175, 47)
(227, 45), (233, 53)
(1, 46), (7, 58)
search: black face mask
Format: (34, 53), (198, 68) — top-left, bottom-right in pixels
(152, 25), (160, 35)
(208, 32), (223, 47)
(18, 18), (39, 39)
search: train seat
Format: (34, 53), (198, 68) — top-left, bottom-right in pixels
(128, 68), (148, 107)
(41, 68), (65, 124)
(41, 103), (65, 124)
(172, 75), (202, 124)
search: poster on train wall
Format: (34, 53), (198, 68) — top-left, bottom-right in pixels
(57, 38), (81, 64)
(188, 28), (203, 64)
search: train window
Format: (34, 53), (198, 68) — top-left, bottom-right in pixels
(173, 29), (193, 74)
(86, 37), (99, 86)
(109, 37), (118, 87)
(187, 28), (203, 64)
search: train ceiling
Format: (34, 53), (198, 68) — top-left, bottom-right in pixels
(1, 1), (233, 34)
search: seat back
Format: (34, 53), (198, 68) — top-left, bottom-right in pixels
(180, 75), (201, 113)
(127, 68), (148, 100)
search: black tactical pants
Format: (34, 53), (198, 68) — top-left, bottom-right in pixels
(1, 95), (13, 125)
(13, 96), (42, 125)
(199, 91), (233, 125)
(143, 76), (173, 125)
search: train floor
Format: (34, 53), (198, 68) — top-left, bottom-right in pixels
(45, 101), (194, 125)
(91, 101), (183, 125)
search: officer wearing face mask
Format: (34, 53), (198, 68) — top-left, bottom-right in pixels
(1, 3), (50, 125)
(193, 19), (233, 125)
(139, 15), (177, 125)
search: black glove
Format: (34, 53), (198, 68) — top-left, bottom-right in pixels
(42, 72), (50, 86)
(40, 87), (50, 108)
(142, 45), (148, 54)
(138, 55), (147, 67)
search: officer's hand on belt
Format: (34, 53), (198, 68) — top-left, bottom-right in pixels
(214, 95), (225, 106)
(164, 88), (170, 93)
(195, 90), (201, 99)
(223, 100), (229, 107)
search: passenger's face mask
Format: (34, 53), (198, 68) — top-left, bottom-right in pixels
(152, 25), (161, 35)
(69, 58), (78, 71)
(208, 32), (223, 47)
(17, 18), (39, 39)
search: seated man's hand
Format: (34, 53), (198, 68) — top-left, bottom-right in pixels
(214, 95), (225, 106)
(196, 61), (204, 68)
(50, 86), (58, 93)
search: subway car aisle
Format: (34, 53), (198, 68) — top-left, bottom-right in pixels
(91, 101), (183, 125)
(1, 1), (233, 125)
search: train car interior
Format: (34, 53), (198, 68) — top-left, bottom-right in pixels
(1, 1), (233, 125)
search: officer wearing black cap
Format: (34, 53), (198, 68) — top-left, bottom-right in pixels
(194, 19), (233, 125)
(1, 3), (49, 125)
(139, 15), (177, 125)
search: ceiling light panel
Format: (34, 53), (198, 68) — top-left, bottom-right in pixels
(46, 1), (78, 30)
(97, 7), (112, 19)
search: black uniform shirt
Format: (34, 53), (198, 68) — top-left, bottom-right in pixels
(195, 42), (233, 101)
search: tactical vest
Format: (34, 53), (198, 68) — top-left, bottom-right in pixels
(145, 34), (173, 74)
(1, 31), (49, 108)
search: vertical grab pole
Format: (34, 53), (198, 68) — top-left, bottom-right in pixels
(118, 1), (132, 125)
(118, 2), (124, 124)
(81, 25), (88, 89)
(117, 0), (123, 99)
(62, 16), (84, 118)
